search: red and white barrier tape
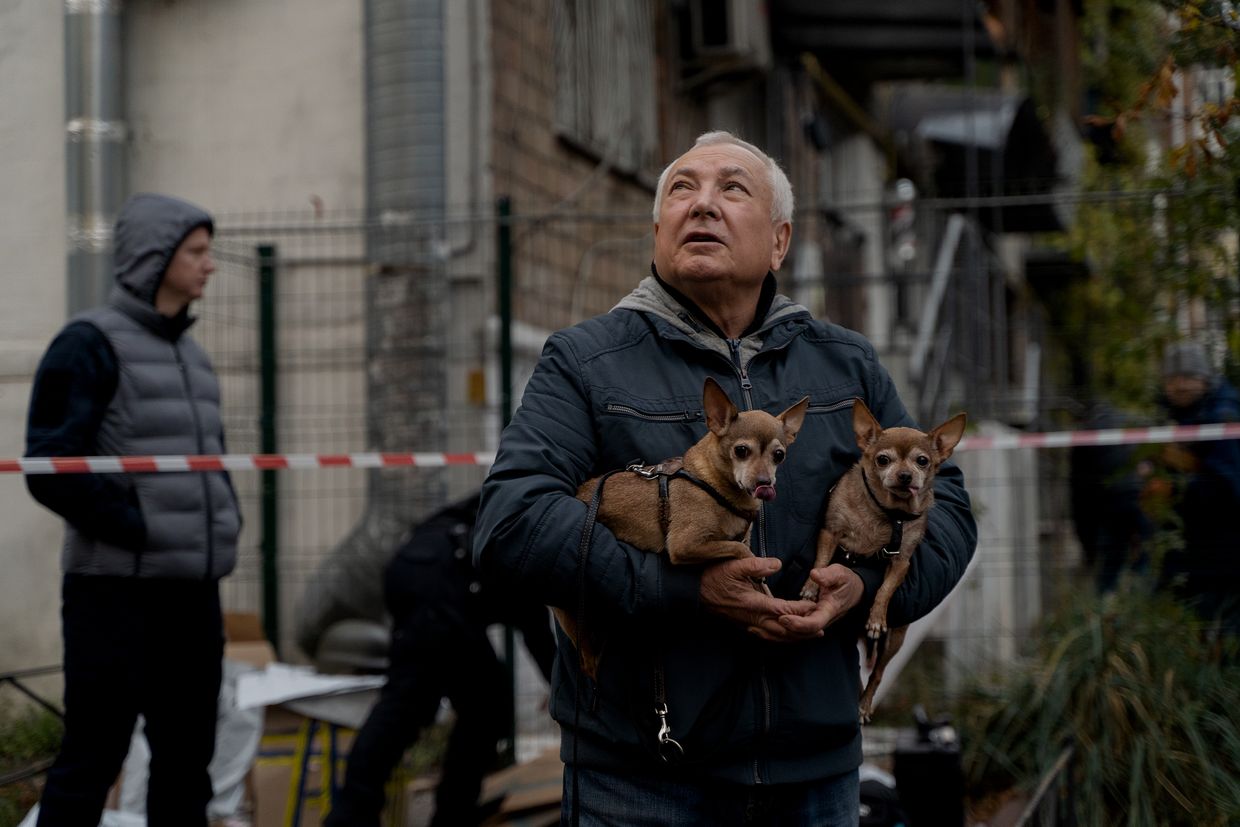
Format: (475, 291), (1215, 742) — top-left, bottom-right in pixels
(957, 422), (1240, 451)
(1, 452), (498, 475)
(3, 423), (1239, 474)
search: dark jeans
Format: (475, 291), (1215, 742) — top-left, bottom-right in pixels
(561, 765), (861, 827)
(324, 555), (511, 827)
(37, 575), (224, 827)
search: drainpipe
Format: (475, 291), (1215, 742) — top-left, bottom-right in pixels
(65, 0), (126, 315)
(296, 0), (449, 660)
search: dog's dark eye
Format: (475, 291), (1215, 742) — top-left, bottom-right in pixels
(877, 455), (891, 467)
(773, 449), (785, 464)
(916, 455), (930, 467)
(734, 445), (750, 459)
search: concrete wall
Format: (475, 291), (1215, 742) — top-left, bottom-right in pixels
(0, 1), (70, 675)
(126, 0), (364, 213)
(0, 0), (368, 673)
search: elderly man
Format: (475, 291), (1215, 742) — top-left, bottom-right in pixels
(475, 131), (976, 825)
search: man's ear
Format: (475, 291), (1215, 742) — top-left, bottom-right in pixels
(769, 221), (792, 271)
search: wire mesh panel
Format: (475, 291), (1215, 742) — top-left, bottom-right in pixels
(185, 201), (1240, 795)
(508, 211), (654, 329)
(201, 216), (466, 659)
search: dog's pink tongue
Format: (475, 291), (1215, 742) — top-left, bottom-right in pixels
(755, 485), (777, 501)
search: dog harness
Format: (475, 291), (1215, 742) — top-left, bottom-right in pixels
(625, 458), (758, 543)
(825, 468), (923, 563)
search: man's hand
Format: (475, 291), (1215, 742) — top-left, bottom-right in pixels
(699, 557), (816, 641)
(776, 565), (864, 638)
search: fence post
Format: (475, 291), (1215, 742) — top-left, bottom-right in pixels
(496, 197), (518, 766)
(258, 243), (280, 655)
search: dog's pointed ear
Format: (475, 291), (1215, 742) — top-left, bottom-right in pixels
(702, 377), (738, 436)
(852, 399), (881, 450)
(777, 396), (811, 444)
(931, 412), (967, 459)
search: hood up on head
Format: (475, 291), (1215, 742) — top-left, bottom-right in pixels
(112, 193), (214, 305)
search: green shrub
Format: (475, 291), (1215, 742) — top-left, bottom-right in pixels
(0, 705), (62, 827)
(958, 583), (1240, 826)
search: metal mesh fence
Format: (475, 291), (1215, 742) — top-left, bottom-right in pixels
(188, 194), (1236, 776)
(197, 209), (660, 760)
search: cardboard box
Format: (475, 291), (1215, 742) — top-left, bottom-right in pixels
(253, 755), (326, 827)
(224, 611), (277, 670)
(477, 748), (562, 826)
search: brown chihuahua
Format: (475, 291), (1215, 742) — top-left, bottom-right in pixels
(557, 377), (809, 678)
(801, 399), (966, 722)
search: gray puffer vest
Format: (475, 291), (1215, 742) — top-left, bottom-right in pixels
(64, 288), (240, 579)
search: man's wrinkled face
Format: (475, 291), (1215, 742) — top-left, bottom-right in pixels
(1164, 374), (1209, 409)
(161, 226), (215, 309)
(653, 143), (790, 291)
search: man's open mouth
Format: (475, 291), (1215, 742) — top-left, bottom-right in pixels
(683, 231), (723, 245)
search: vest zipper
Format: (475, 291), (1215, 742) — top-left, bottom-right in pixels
(175, 343), (215, 579)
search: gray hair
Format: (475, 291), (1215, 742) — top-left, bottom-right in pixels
(652, 130), (795, 225)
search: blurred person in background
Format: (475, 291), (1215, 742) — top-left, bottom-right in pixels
(1152, 341), (1240, 639)
(24, 193), (241, 827)
(1068, 401), (1154, 593)
(324, 491), (556, 827)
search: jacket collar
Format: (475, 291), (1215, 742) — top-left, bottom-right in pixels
(109, 286), (196, 341)
(649, 264), (777, 340)
(614, 269), (810, 363)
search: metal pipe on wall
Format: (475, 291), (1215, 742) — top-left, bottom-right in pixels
(65, 0), (126, 315)
(295, 0), (450, 661)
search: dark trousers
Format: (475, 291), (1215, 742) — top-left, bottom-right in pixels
(325, 557), (511, 827)
(37, 575), (224, 827)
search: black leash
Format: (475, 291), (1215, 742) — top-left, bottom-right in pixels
(570, 468), (622, 827)
(569, 462), (692, 826)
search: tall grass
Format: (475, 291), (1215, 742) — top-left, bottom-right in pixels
(958, 583), (1240, 826)
(0, 705), (62, 827)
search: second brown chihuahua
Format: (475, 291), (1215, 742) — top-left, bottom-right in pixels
(801, 399), (966, 722)
(558, 377), (809, 678)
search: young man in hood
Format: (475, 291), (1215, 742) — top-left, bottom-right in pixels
(25, 193), (242, 827)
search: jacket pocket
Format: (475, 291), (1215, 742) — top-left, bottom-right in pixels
(597, 404), (706, 469)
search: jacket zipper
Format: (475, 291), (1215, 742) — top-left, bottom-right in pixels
(175, 343), (215, 580)
(807, 398), (858, 415)
(726, 337), (773, 785)
(673, 326), (805, 785)
(603, 404), (701, 423)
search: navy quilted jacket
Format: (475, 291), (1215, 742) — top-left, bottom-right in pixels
(475, 274), (976, 784)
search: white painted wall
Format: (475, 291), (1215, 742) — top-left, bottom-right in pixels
(0, 0), (369, 674)
(830, 134), (891, 351)
(943, 421), (1041, 681)
(126, 0), (364, 214)
(0, 1), (70, 675)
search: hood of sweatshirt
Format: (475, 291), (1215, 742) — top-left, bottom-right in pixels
(112, 193), (214, 305)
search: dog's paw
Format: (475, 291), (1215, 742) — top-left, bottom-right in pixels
(865, 620), (888, 640)
(799, 582), (820, 601)
(858, 704), (873, 725)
